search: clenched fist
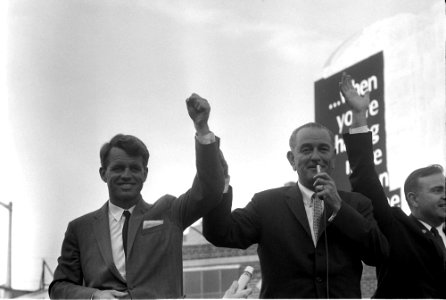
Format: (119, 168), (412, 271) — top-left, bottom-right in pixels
(186, 93), (211, 136)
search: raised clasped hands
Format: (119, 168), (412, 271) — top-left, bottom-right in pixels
(186, 93), (211, 136)
(313, 172), (342, 213)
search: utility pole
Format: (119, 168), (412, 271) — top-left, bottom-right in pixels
(0, 201), (12, 298)
(40, 259), (54, 291)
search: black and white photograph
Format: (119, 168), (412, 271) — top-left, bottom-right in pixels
(0, 0), (444, 298)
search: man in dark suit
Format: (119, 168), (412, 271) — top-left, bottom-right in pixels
(203, 120), (388, 298)
(340, 73), (446, 298)
(49, 94), (225, 299)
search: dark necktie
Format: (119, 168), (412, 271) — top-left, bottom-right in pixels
(122, 210), (131, 257)
(431, 227), (446, 255)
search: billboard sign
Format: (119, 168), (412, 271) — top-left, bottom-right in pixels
(314, 52), (401, 206)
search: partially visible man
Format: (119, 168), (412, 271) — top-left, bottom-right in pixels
(341, 72), (446, 298)
(49, 94), (225, 299)
(203, 118), (388, 298)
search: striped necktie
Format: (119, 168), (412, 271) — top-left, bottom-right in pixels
(312, 193), (323, 245)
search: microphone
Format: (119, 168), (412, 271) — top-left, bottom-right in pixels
(236, 266), (254, 292)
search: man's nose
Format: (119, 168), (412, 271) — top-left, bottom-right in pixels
(121, 168), (132, 178)
(310, 149), (322, 161)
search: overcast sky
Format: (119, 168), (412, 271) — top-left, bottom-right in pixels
(0, 0), (441, 290)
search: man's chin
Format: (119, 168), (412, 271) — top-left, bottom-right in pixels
(116, 191), (139, 201)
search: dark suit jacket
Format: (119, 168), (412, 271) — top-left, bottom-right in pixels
(49, 139), (224, 299)
(344, 132), (446, 298)
(203, 183), (388, 298)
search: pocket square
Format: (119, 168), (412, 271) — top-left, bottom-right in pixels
(143, 220), (164, 229)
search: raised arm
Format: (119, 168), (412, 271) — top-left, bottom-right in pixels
(172, 93), (225, 229)
(340, 73), (394, 231)
(202, 153), (261, 250)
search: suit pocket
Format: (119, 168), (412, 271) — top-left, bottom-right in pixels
(141, 222), (166, 235)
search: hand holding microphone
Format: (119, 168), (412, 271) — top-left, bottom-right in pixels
(223, 266), (254, 299)
(313, 164), (342, 213)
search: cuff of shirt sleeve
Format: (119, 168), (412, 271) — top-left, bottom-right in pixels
(195, 131), (216, 144)
(349, 126), (369, 134)
(223, 177), (230, 193)
(328, 211), (338, 222)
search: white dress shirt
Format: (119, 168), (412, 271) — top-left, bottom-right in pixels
(108, 201), (135, 280)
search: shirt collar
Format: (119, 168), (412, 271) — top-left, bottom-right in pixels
(297, 181), (315, 207)
(417, 219), (445, 233)
(108, 201), (136, 222)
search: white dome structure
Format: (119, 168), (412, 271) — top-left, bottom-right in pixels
(320, 1), (445, 213)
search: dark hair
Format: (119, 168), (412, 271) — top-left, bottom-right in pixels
(100, 134), (150, 168)
(289, 122), (335, 149)
(404, 164), (444, 201)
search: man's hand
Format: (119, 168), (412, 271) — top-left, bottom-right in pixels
(339, 72), (370, 128)
(92, 289), (128, 299)
(223, 281), (253, 299)
(339, 72), (370, 112)
(186, 93), (211, 136)
(313, 172), (342, 214)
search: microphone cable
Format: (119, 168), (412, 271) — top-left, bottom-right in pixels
(323, 207), (330, 299)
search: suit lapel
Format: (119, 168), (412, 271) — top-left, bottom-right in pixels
(409, 214), (430, 235)
(409, 214), (446, 259)
(127, 199), (151, 256)
(284, 184), (312, 238)
(92, 202), (124, 281)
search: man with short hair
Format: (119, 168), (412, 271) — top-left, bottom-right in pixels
(341, 72), (446, 298)
(203, 119), (388, 298)
(49, 94), (225, 299)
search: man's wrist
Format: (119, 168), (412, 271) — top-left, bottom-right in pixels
(349, 125), (369, 134)
(195, 123), (210, 136)
(223, 177), (230, 193)
(328, 202), (342, 222)
(351, 110), (367, 128)
(328, 212), (337, 222)
(195, 131), (215, 144)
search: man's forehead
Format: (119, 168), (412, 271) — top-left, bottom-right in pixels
(108, 147), (144, 163)
(418, 173), (445, 188)
(296, 127), (332, 144)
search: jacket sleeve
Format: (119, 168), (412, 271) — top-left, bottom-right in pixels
(202, 187), (261, 249)
(171, 137), (225, 230)
(344, 132), (395, 235)
(330, 191), (389, 266)
(49, 222), (97, 299)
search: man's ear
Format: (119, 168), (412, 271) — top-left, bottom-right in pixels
(286, 151), (296, 171)
(330, 152), (336, 171)
(143, 167), (148, 182)
(407, 192), (418, 208)
(99, 167), (107, 183)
